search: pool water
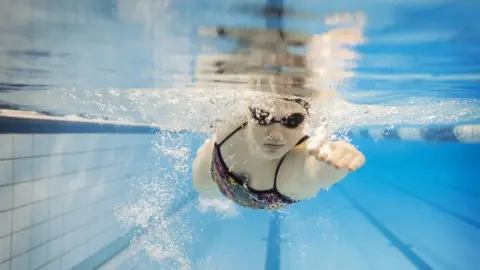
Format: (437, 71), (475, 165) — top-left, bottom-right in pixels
(0, 0), (479, 269)
(103, 135), (480, 270)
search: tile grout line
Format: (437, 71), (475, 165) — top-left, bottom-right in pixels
(35, 134), (52, 269)
(8, 135), (13, 270)
(0, 158), (148, 215)
(0, 174), (135, 242)
(35, 217), (121, 270)
(0, 155), (148, 189)
(30, 134), (36, 269)
(0, 144), (151, 162)
(61, 144), (67, 269)
(0, 134), (154, 268)
(0, 158), (147, 190)
(0, 189), (129, 266)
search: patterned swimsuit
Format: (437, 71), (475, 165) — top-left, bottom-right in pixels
(210, 123), (310, 210)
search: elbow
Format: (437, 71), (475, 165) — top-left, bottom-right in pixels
(192, 157), (216, 197)
(192, 157), (205, 190)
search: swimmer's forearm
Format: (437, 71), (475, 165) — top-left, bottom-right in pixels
(303, 156), (349, 188)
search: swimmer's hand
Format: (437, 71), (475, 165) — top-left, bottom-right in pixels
(307, 139), (365, 172)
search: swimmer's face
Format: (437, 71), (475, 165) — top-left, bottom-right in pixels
(246, 98), (308, 160)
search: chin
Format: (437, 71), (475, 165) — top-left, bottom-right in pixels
(251, 142), (287, 160)
(247, 140), (279, 160)
(263, 146), (289, 159)
(262, 150), (285, 160)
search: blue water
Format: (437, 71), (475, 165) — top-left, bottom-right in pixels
(98, 133), (479, 270)
(0, 0), (479, 269)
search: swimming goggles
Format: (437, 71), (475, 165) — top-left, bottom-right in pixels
(249, 107), (306, 129)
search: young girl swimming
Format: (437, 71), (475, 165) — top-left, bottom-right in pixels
(193, 23), (366, 210)
(192, 93), (365, 210)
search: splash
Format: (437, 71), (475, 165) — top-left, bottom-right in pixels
(196, 196), (240, 218)
(114, 130), (194, 269)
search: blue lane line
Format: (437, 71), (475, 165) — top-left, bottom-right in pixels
(337, 185), (434, 270)
(72, 191), (198, 269)
(265, 0), (284, 30)
(383, 181), (480, 229)
(190, 21), (197, 84)
(264, 1), (283, 269)
(265, 212), (281, 270)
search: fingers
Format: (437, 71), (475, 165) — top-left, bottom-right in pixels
(348, 156), (365, 171)
(309, 139), (366, 172)
(326, 148), (345, 168)
(315, 141), (365, 171)
(335, 153), (353, 169)
(307, 139), (328, 156)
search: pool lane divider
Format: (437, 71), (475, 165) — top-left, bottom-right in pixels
(346, 124), (480, 143)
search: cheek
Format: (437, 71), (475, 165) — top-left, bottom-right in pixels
(285, 128), (305, 144)
(247, 125), (266, 144)
(252, 126), (268, 142)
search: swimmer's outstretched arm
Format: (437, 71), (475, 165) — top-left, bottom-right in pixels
(192, 136), (222, 199)
(284, 138), (366, 198)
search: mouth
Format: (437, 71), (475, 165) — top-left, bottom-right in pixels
(263, 144), (285, 151)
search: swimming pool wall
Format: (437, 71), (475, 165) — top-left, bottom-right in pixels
(0, 115), (158, 269)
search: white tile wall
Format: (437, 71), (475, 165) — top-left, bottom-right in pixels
(0, 236), (11, 262)
(0, 160), (12, 186)
(48, 198), (63, 219)
(33, 135), (52, 156)
(0, 211), (12, 238)
(10, 251), (30, 270)
(0, 133), (154, 269)
(47, 236), (63, 261)
(45, 258), (61, 270)
(30, 244), (48, 270)
(13, 182), (33, 207)
(32, 157), (50, 180)
(13, 205), (32, 231)
(13, 135), (33, 158)
(0, 135), (12, 159)
(32, 179), (49, 202)
(0, 261), (9, 270)
(0, 186), (12, 212)
(11, 228), (32, 257)
(30, 222), (49, 247)
(13, 158), (33, 183)
(31, 201), (49, 225)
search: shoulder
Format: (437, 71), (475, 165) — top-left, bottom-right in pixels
(278, 138), (351, 199)
(276, 138), (320, 199)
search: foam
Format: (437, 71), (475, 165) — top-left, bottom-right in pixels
(196, 197), (240, 218)
(1, 88), (478, 134)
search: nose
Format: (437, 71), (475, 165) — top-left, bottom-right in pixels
(266, 123), (284, 141)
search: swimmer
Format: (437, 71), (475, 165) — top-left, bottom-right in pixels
(194, 22), (366, 210)
(192, 95), (366, 210)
